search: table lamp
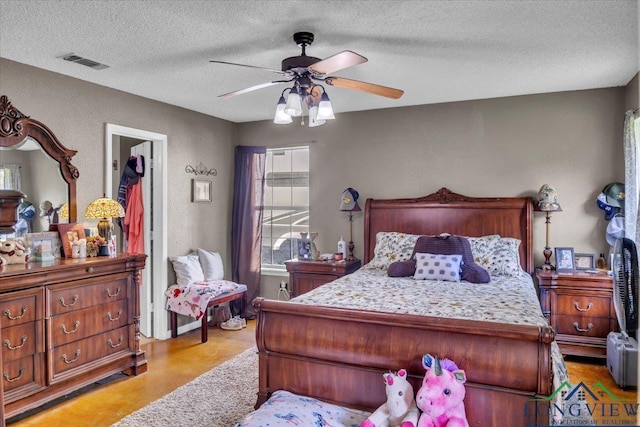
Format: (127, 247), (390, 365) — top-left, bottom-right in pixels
(340, 187), (361, 260)
(534, 184), (562, 269)
(84, 195), (124, 240)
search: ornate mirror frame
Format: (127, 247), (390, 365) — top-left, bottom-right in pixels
(0, 95), (79, 222)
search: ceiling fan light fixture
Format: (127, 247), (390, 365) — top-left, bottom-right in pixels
(316, 92), (335, 121)
(284, 86), (302, 117)
(308, 105), (326, 127)
(274, 95), (292, 124)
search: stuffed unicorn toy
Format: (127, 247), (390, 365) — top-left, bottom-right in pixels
(361, 369), (419, 427)
(416, 354), (469, 427)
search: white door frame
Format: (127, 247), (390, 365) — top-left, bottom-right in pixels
(105, 123), (169, 339)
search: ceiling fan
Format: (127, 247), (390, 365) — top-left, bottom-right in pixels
(209, 32), (404, 103)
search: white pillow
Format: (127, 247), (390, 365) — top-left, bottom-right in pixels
(414, 253), (462, 282)
(169, 255), (205, 285)
(197, 248), (224, 280)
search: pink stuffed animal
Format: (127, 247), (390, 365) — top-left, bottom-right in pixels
(416, 354), (469, 427)
(361, 369), (419, 427)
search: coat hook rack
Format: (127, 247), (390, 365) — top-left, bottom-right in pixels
(185, 162), (217, 176)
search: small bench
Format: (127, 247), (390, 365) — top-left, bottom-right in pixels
(169, 287), (247, 343)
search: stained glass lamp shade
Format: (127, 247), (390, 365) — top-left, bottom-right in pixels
(84, 196), (124, 239)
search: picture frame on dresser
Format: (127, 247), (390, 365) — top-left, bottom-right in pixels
(574, 253), (595, 270)
(57, 222), (86, 258)
(24, 231), (61, 261)
(555, 247), (575, 272)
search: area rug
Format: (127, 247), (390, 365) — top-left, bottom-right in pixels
(111, 347), (258, 427)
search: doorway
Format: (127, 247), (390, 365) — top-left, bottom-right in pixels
(105, 124), (169, 339)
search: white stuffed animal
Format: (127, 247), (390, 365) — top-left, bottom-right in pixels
(0, 240), (29, 265)
(361, 369), (419, 427)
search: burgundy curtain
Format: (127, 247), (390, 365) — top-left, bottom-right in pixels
(231, 146), (266, 318)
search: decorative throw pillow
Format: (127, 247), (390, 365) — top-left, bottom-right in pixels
(414, 253), (462, 282)
(169, 255), (205, 285)
(469, 235), (522, 277)
(368, 232), (421, 269)
(411, 235), (490, 283)
(197, 248), (224, 280)
(387, 259), (417, 277)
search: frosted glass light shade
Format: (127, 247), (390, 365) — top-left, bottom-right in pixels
(316, 93), (335, 120)
(274, 96), (292, 124)
(284, 88), (302, 117)
(308, 105), (326, 127)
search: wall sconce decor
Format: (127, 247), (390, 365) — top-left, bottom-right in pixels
(185, 162), (217, 177)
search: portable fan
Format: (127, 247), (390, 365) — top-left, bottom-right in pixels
(612, 237), (639, 339)
(607, 236), (639, 389)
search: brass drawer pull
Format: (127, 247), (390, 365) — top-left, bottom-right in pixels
(573, 322), (594, 332)
(86, 267), (94, 273)
(59, 295), (79, 307)
(61, 321), (80, 334)
(3, 335), (27, 350)
(105, 287), (121, 298)
(107, 335), (124, 348)
(62, 349), (81, 364)
(3, 306), (27, 320)
(3, 367), (25, 383)
(573, 302), (593, 312)
(106, 310), (123, 322)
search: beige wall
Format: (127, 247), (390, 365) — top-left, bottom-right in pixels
(0, 57), (633, 300)
(237, 88), (627, 278)
(0, 58), (236, 276)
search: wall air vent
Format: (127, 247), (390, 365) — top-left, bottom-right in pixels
(58, 53), (109, 70)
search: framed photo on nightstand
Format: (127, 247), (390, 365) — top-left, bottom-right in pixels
(555, 247), (575, 272)
(297, 238), (314, 260)
(574, 253), (595, 270)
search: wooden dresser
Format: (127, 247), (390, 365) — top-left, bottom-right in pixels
(285, 259), (361, 297)
(537, 269), (615, 358)
(0, 254), (146, 420)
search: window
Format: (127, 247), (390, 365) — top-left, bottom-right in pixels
(0, 164), (22, 190)
(261, 146), (309, 268)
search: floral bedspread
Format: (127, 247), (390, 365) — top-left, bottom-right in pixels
(235, 390), (370, 427)
(293, 265), (546, 326)
(165, 280), (243, 320)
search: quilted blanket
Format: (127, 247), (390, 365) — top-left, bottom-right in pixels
(165, 280), (240, 320)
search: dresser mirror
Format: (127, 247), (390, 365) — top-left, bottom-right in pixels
(0, 95), (78, 231)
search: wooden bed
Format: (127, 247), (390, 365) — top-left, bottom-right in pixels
(253, 188), (554, 427)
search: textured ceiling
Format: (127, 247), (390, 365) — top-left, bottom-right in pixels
(0, 1), (638, 123)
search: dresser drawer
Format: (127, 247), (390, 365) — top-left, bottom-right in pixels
(49, 300), (129, 347)
(0, 288), (44, 327)
(554, 314), (611, 338)
(2, 322), (43, 362)
(554, 293), (611, 318)
(50, 326), (130, 379)
(2, 354), (44, 398)
(48, 275), (129, 316)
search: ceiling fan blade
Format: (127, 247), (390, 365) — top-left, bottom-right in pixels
(324, 77), (404, 99)
(209, 60), (285, 75)
(308, 50), (367, 75)
(218, 81), (287, 99)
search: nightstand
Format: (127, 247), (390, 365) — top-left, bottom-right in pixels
(536, 269), (616, 359)
(285, 258), (362, 297)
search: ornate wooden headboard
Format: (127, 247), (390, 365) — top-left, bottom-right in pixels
(363, 187), (534, 273)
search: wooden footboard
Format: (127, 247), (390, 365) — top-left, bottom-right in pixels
(254, 297), (555, 427)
